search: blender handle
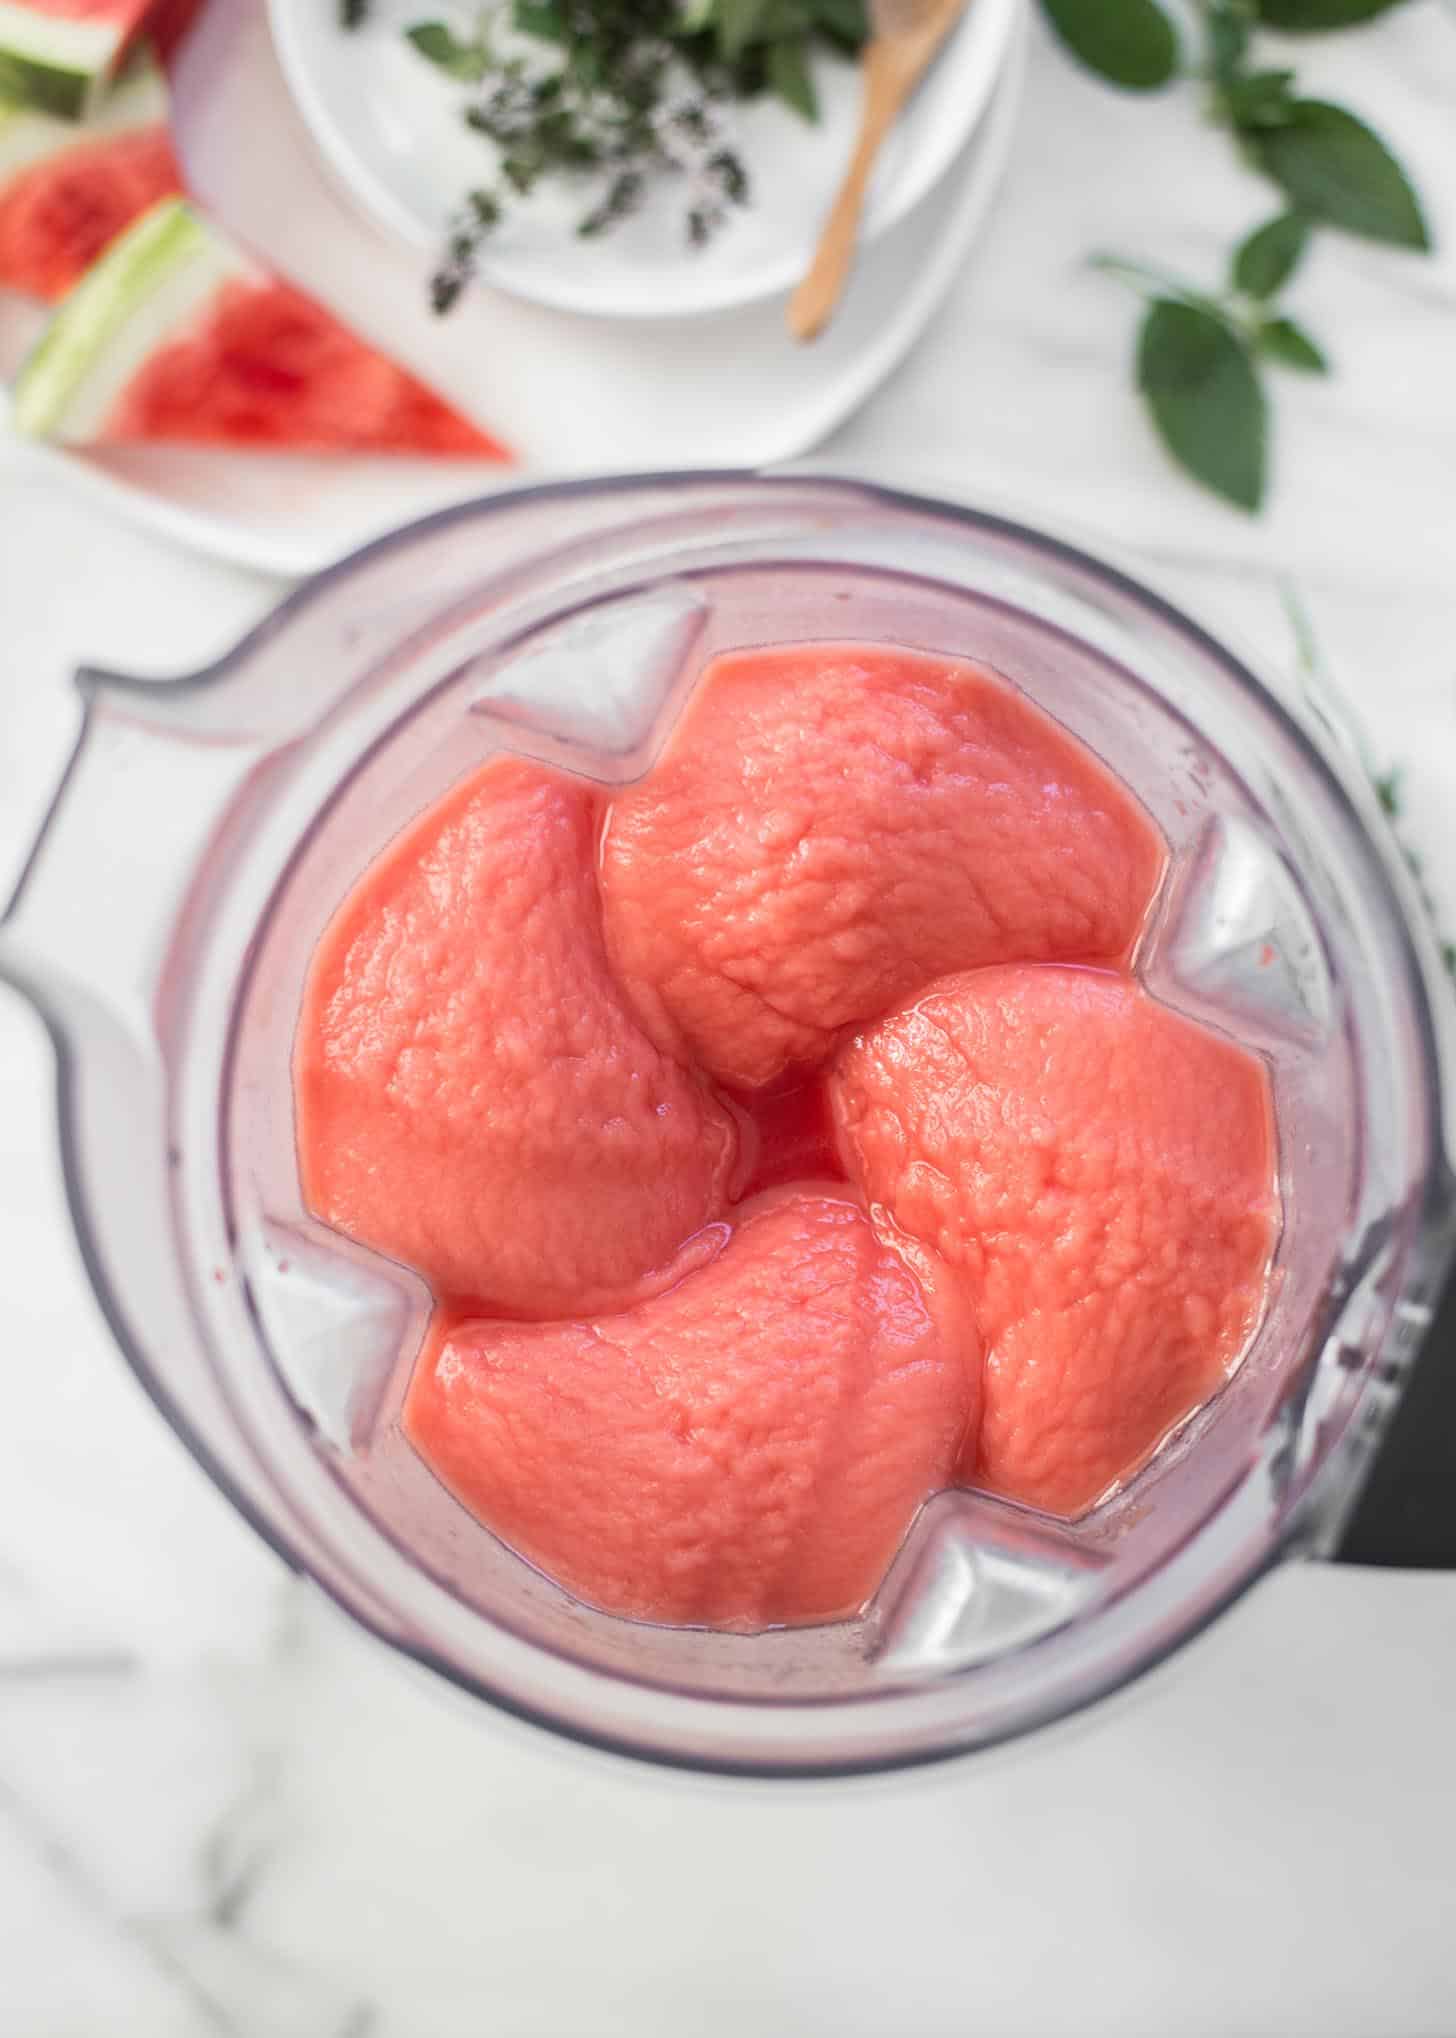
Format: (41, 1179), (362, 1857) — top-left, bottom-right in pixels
(1333, 1258), (1456, 1568)
(0, 672), (263, 1028)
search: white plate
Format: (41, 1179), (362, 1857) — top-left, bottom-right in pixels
(0, 2), (1024, 579)
(269, 0), (1019, 319)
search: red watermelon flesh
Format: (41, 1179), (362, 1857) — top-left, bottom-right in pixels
(21, 0), (152, 17)
(103, 271), (510, 458)
(145, 0), (203, 62)
(0, 125), (181, 299)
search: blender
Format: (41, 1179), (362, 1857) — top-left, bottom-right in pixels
(2, 472), (1452, 1774)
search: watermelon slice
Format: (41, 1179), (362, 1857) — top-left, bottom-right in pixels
(13, 197), (511, 459)
(0, 55), (181, 299)
(0, 0), (164, 120)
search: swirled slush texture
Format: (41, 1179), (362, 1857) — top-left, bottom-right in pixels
(294, 758), (737, 1318)
(832, 966), (1279, 1517)
(294, 636), (1277, 1628)
(404, 1192), (977, 1626)
(599, 644), (1165, 1089)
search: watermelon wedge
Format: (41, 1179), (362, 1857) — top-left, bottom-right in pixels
(0, 0), (165, 120)
(13, 197), (511, 459)
(0, 54), (181, 299)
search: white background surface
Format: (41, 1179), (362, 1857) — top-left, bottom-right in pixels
(2, 4), (1455, 2033)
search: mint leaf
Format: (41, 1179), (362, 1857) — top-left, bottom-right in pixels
(767, 35), (817, 117)
(1255, 0), (1409, 28)
(405, 21), (490, 78)
(1257, 315), (1329, 372)
(1137, 299), (1266, 509)
(1222, 68), (1296, 128)
(1254, 101), (1429, 248)
(1233, 210), (1310, 296)
(1039, 0), (1179, 90)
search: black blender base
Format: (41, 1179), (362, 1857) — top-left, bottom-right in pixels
(1335, 1259), (1456, 1569)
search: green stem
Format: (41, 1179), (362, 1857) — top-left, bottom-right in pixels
(1087, 253), (1228, 320)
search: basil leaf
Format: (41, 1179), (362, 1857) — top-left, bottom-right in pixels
(812, 0), (868, 46)
(1039, 0), (1179, 90)
(1206, 1), (1249, 83)
(756, 0), (816, 38)
(1222, 68), (1296, 129)
(768, 35), (817, 117)
(1255, 0), (1409, 28)
(406, 21), (490, 77)
(1232, 210), (1310, 296)
(716, 0), (774, 59)
(1137, 299), (1266, 509)
(1257, 315), (1330, 372)
(1253, 101), (1430, 248)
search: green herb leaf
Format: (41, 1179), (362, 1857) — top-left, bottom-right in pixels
(1090, 250), (1228, 317)
(1039, 0), (1179, 91)
(1221, 67), (1296, 128)
(1137, 298), (1266, 509)
(1205, 1), (1250, 83)
(812, 0), (868, 49)
(1375, 767), (1403, 817)
(1232, 209), (1309, 296)
(1256, 314), (1329, 372)
(715, 0), (774, 59)
(513, 0), (564, 40)
(1254, 0), (1409, 30)
(1253, 100), (1429, 248)
(767, 35), (817, 117)
(405, 20), (491, 79)
(755, 0), (816, 38)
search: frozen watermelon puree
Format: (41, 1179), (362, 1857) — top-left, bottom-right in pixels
(294, 757), (738, 1319)
(832, 966), (1279, 1518)
(599, 642), (1165, 1089)
(405, 1191), (978, 1627)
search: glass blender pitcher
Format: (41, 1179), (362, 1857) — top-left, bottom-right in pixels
(3, 472), (1452, 1775)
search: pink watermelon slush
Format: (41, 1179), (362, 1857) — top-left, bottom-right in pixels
(599, 643), (1165, 1088)
(406, 1191), (977, 1626)
(295, 757), (739, 1319)
(295, 641), (1276, 1623)
(832, 965), (1278, 1516)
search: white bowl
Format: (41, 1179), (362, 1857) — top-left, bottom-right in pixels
(268, 0), (1020, 320)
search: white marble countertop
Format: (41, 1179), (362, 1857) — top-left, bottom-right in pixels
(2, 7), (1455, 2033)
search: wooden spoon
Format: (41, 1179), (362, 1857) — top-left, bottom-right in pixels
(787, 0), (972, 343)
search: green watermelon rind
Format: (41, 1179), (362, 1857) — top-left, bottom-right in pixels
(0, 1), (127, 119)
(14, 198), (242, 441)
(0, 47), (167, 177)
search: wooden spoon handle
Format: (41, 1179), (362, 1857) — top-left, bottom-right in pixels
(787, 47), (915, 344)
